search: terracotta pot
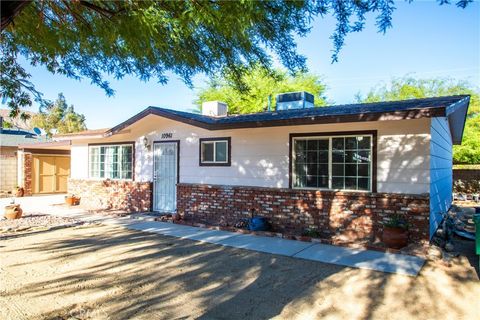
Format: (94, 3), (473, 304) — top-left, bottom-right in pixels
(65, 196), (80, 206)
(15, 188), (24, 197)
(383, 226), (408, 249)
(4, 205), (23, 220)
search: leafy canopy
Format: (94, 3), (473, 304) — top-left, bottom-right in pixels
(31, 93), (87, 137)
(196, 66), (328, 114)
(0, 0), (473, 118)
(356, 77), (480, 164)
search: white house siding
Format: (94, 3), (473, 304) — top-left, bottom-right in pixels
(69, 115), (431, 195)
(429, 116), (453, 237)
(70, 144), (89, 179)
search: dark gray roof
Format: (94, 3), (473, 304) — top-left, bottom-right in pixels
(98, 95), (470, 145)
(152, 94), (469, 124)
(0, 129), (48, 147)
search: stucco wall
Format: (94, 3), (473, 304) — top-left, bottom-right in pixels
(429, 116), (453, 237)
(70, 116), (431, 194)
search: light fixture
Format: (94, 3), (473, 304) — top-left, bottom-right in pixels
(143, 136), (151, 150)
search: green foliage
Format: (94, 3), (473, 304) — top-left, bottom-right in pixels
(31, 93), (87, 137)
(357, 77), (480, 164)
(1, 119), (12, 128)
(453, 115), (480, 164)
(0, 1), (472, 117)
(196, 66), (328, 114)
(383, 214), (409, 230)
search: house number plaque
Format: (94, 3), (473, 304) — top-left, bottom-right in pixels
(161, 132), (173, 139)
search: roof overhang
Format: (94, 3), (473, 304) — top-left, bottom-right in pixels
(18, 140), (71, 153)
(445, 96), (470, 144)
(55, 95), (471, 145)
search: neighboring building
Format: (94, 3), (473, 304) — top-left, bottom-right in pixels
(53, 94), (470, 246)
(0, 117), (48, 193)
(0, 112), (71, 196)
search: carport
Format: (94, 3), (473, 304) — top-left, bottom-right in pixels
(17, 141), (71, 196)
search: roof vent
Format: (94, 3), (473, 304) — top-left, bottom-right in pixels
(276, 91), (314, 111)
(201, 101), (228, 117)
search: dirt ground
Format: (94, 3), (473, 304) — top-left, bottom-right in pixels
(0, 224), (479, 320)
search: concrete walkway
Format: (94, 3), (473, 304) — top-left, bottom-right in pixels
(1, 195), (425, 276)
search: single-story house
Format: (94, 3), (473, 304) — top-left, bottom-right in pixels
(53, 93), (470, 246)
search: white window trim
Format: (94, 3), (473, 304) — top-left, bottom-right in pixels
(88, 143), (134, 180)
(292, 134), (373, 192)
(200, 140), (229, 164)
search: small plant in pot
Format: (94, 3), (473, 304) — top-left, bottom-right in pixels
(300, 228), (322, 241)
(14, 186), (24, 197)
(383, 214), (409, 249)
(65, 194), (81, 206)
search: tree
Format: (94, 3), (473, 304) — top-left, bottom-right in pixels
(0, 1), (473, 118)
(31, 93), (87, 136)
(356, 77), (480, 164)
(196, 66), (328, 114)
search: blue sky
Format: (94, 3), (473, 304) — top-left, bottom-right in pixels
(12, 1), (480, 129)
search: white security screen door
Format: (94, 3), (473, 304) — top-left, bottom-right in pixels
(153, 141), (178, 212)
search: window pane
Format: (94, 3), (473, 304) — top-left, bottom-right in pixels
(318, 139), (329, 150)
(307, 140), (318, 150)
(306, 163), (317, 176)
(307, 151), (318, 163)
(318, 151), (328, 162)
(332, 164), (344, 176)
(332, 149), (344, 162)
(202, 142), (214, 162)
(345, 151), (357, 163)
(358, 178), (370, 191)
(345, 164), (357, 176)
(215, 141), (227, 162)
(357, 136), (371, 149)
(306, 175), (317, 188)
(294, 140), (306, 153)
(345, 177), (357, 190)
(345, 137), (357, 149)
(318, 176), (329, 188)
(332, 138), (344, 150)
(357, 151), (370, 163)
(317, 164), (328, 176)
(332, 177), (344, 189)
(358, 164), (369, 177)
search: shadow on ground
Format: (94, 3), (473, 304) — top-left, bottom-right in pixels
(1, 224), (478, 320)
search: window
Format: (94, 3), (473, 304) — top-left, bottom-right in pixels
(89, 144), (133, 179)
(292, 133), (374, 191)
(199, 137), (231, 166)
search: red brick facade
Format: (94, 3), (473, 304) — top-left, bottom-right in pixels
(177, 183), (430, 246)
(68, 179), (151, 212)
(23, 152), (33, 196)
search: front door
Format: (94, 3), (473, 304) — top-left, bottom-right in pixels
(153, 141), (179, 212)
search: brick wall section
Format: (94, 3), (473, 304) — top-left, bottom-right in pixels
(68, 179), (151, 212)
(23, 153), (32, 196)
(177, 183), (430, 245)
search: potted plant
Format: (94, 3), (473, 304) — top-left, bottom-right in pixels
(65, 194), (81, 206)
(14, 186), (24, 197)
(383, 214), (409, 249)
(300, 228), (321, 242)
